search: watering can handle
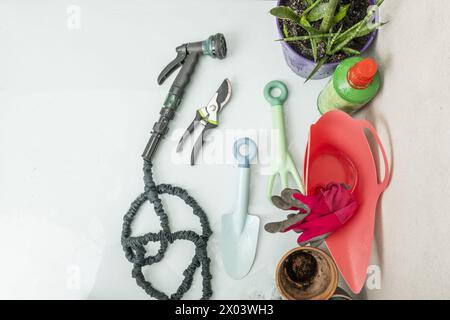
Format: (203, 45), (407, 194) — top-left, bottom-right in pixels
(358, 120), (390, 192)
(264, 81), (288, 107)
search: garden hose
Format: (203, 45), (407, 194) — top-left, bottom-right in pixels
(121, 33), (227, 300)
(121, 160), (212, 300)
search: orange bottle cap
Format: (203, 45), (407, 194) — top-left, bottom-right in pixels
(347, 58), (378, 89)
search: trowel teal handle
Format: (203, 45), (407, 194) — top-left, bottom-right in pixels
(234, 167), (251, 234)
(233, 138), (257, 234)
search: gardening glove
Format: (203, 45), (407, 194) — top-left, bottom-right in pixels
(265, 213), (331, 246)
(285, 183), (358, 246)
(267, 188), (311, 233)
(271, 188), (310, 213)
(265, 215), (331, 246)
(307, 233), (332, 248)
(264, 213), (308, 234)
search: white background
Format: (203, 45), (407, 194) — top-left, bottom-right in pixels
(0, 0), (407, 300)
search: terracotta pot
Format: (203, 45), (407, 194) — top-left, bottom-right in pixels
(276, 247), (338, 300)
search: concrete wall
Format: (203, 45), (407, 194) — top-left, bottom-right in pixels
(362, 0), (450, 299)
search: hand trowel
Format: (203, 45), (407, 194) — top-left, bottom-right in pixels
(220, 138), (260, 280)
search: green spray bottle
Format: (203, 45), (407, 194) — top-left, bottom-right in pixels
(317, 57), (380, 115)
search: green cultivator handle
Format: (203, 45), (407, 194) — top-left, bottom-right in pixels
(264, 80), (289, 107)
(264, 81), (304, 198)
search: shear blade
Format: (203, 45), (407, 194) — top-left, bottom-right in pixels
(211, 78), (232, 108)
(176, 125), (194, 153)
(176, 112), (202, 153)
(190, 123), (210, 165)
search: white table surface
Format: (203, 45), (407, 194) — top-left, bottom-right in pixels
(0, 0), (333, 299)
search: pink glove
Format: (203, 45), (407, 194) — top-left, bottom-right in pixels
(284, 183), (358, 246)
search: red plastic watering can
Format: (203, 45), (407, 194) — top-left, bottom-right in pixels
(304, 110), (390, 294)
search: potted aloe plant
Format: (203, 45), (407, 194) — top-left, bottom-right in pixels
(271, 0), (385, 80)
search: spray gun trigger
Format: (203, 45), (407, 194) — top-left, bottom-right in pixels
(157, 46), (187, 85)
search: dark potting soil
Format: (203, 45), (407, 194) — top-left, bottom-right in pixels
(285, 251), (318, 287)
(279, 0), (372, 63)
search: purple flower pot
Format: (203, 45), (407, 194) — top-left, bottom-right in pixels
(276, 0), (379, 80)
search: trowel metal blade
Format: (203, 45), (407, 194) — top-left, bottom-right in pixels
(220, 213), (260, 280)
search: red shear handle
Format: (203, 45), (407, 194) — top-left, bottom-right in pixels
(358, 120), (390, 192)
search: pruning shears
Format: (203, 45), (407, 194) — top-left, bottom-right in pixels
(176, 79), (232, 165)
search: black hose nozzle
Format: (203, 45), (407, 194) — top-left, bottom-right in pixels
(202, 33), (227, 59)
